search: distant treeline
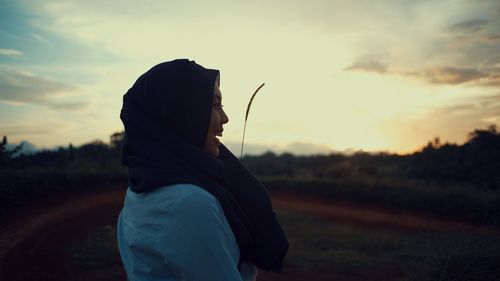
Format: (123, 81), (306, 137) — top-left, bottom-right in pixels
(0, 132), (124, 171)
(2, 126), (500, 190)
(1, 127), (500, 223)
(246, 126), (500, 190)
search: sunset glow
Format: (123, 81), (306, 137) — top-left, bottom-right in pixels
(1, 0), (499, 154)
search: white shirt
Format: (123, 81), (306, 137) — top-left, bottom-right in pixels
(117, 183), (258, 281)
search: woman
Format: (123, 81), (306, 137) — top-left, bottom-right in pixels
(117, 59), (289, 281)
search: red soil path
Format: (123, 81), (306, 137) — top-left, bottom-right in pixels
(0, 187), (496, 281)
(271, 191), (498, 233)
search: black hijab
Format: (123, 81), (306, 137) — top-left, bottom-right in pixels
(120, 59), (289, 272)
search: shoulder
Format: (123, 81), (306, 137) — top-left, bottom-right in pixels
(160, 183), (215, 200)
(154, 184), (238, 258)
(121, 183), (224, 235)
(122, 183), (219, 221)
(169, 184), (224, 221)
(154, 184), (235, 247)
(152, 183), (220, 211)
(125, 183), (215, 207)
(133, 183), (224, 220)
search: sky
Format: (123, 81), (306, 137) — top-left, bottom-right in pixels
(1, 0), (499, 155)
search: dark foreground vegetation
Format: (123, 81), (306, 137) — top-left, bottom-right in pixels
(63, 210), (500, 281)
(2, 126), (500, 224)
(2, 126), (500, 281)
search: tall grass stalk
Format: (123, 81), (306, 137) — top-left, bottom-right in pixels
(240, 83), (265, 159)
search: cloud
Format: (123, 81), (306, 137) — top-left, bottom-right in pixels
(436, 93), (500, 116)
(449, 19), (490, 34)
(380, 92), (500, 152)
(435, 104), (478, 115)
(476, 93), (500, 112)
(416, 67), (487, 85)
(344, 58), (387, 73)
(478, 35), (500, 44)
(480, 74), (500, 87)
(0, 68), (73, 103)
(47, 101), (88, 111)
(0, 68), (87, 109)
(0, 48), (23, 57)
(481, 115), (500, 123)
(447, 34), (500, 49)
(0, 123), (71, 136)
(433, 93), (500, 128)
(482, 56), (500, 68)
(345, 55), (500, 87)
(405, 66), (500, 87)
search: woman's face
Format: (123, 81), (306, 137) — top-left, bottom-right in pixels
(203, 75), (229, 157)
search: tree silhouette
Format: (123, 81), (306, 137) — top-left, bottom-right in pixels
(3, 127), (499, 189)
(406, 125), (500, 189)
(0, 136), (23, 169)
(110, 131), (125, 152)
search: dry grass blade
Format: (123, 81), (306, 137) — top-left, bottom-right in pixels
(240, 83), (265, 159)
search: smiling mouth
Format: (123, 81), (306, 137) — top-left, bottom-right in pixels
(214, 136), (221, 144)
(214, 130), (223, 143)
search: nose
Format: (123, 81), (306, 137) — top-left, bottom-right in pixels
(221, 108), (229, 125)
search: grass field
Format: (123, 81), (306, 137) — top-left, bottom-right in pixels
(279, 210), (500, 281)
(3, 172), (499, 226)
(264, 178), (500, 225)
(65, 210), (500, 281)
